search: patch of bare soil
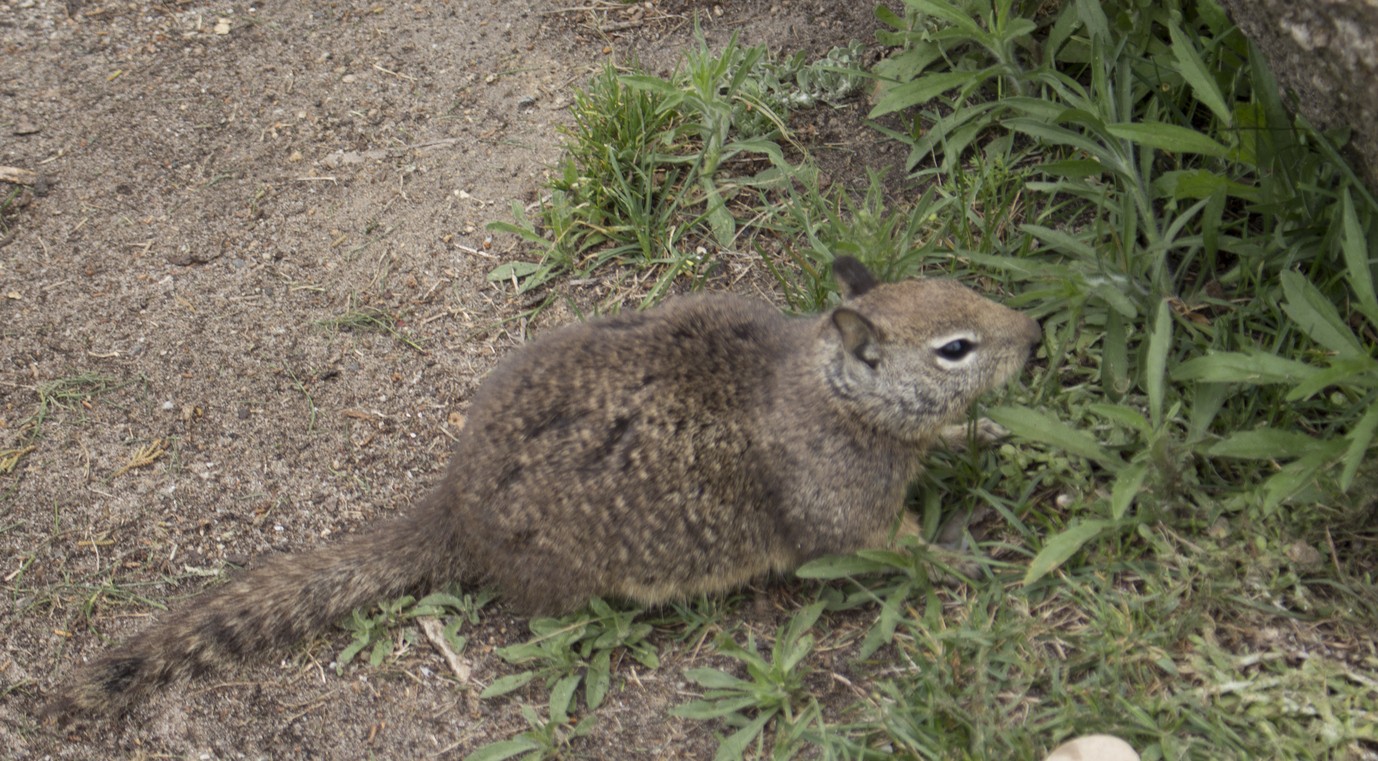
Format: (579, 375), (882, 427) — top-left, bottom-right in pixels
(0, 0), (899, 757)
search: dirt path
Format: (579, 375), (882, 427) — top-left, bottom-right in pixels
(1, 0), (892, 757)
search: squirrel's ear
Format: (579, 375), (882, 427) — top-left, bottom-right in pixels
(832, 307), (880, 368)
(833, 256), (878, 298)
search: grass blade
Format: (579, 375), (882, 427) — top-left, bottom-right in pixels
(1106, 122), (1231, 158)
(988, 406), (1124, 472)
(1146, 298), (1173, 427)
(1170, 22), (1231, 124)
(1340, 188), (1378, 321)
(1024, 520), (1111, 586)
(1172, 352), (1320, 385)
(1280, 270), (1364, 358)
(1340, 398), (1378, 490)
(1205, 429), (1323, 459)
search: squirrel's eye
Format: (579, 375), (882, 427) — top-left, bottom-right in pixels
(937, 338), (974, 361)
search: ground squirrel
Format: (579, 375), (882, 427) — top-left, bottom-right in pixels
(42, 256), (1040, 720)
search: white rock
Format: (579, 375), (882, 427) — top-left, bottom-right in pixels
(1043, 735), (1139, 761)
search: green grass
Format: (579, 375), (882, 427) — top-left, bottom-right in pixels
(335, 587), (493, 675)
(486, 29), (865, 303)
(317, 305), (426, 353)
(0, 184), (22, 240)
(394, 0), (1378, 758)
(0, 373), (125, 479)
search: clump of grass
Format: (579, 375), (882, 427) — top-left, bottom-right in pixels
(466, 598), (659, 760)
(0, 184), (23, 241)
(487, 32), (866, 300)
(337, 587), (492, 674)
(17, 372), (123, 444)
(317, 306), (425, 353)
(673, 601), (826, 760)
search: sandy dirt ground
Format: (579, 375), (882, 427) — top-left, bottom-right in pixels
(0, 0), (905, 757)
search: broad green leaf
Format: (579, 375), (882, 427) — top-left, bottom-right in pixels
(1340, 398), (1378, 490)
(1186, 382), (1228, 444)
(1154, 169), (1258, 202)
(1021, 223), (1097, 260)
(479, 671), (538, 699)
(1024, 520), (1111, 586)
(782, 600), (826, 648)
(1109, 463), (1149, 521)
(873, 41), (945, 85)
(854, 548), (915, 567)
(988, 406), (1124, 472)
(1170, 23), (1232, 124)
(869, 70), (982, 118)
(1044, 0), (1082, 59)
(858, 585), (906, 660)
(722, 138), (787, 168)
(548, 673), (582, 724)
(931, 120), (989, 174)
(442, 618), (467, 654)
(1087, 403), (1151, 437)
(1074, 0), (1110, 44)
(1002, 96), (1071, 122)
(1172, 351), (1320, 385)
(368, 637), (391, 667)
(619, 73), (681, 96)
(906, 0), (986, 36)
(1103, 310), (1130, 396)
(1107, 122), (1231, 158)
(700, 179), (736, 249)
(1203, 185), (1226, 256)
(1280, 270), (1364, 358)
(486, 260), (542, 282)
(463, 737), (543, 761)
(1341, 189), (1378, 320)
(1089, 281), (1139, 319)
(681, 667), (751, 691)
(1006, 117), (1118, 167)
(630, 643), (660, 670)
(875, 4), (907, 33)
(572, 713), (598, 739)
(1039, 158), (1107, 179)
(485, 220), (548, 246)
(780, 633), (815, 674)
(673, 695), (760, 721)
(904, 102), (1000, 172)
(1146, 299), (1173, 427)
(412, 592), (467, 610)
(1003, 18), (1038, 41)
(585, 649), (611, 712)
(714, 709), (776, 761)
(1285, 359), (1378, 401)
(1206, 429), (1323, 460)
(795, 553), (891, 579)
(337, 637), (368, 668)
(1260, 446), (1343, 512)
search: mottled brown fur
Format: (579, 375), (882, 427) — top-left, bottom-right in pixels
(43, 257), (1040, 720)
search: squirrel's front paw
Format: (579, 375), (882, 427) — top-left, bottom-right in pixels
(939, 417), (1010, 451)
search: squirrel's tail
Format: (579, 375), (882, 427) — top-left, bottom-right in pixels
(43, 503), (456, 721)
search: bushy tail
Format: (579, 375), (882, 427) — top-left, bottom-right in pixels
(43, 508), (455, 721)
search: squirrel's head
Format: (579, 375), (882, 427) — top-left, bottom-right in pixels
(821, 256), (1041, 442)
